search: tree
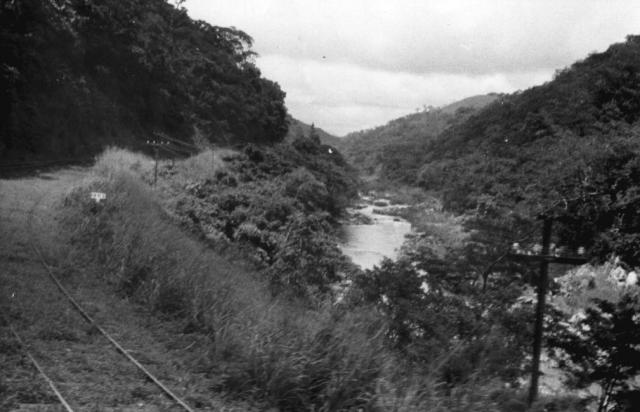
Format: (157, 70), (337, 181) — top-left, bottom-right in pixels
(350, 257), (530, 387)
(1, 0), (289, 162)
(548, 293), (640, 412)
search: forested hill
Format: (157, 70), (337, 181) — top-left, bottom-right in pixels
(358, 34), (640, 268)
(0, 0), (288, 161)
(418, 35), (640, 214)
(337, 93), (499, 181)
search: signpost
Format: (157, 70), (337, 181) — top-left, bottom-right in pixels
(507, 217), (588, 406)
(90, 191), (106, 203)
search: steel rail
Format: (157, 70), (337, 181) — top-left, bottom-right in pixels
(31, 245), (196, 412)
(7, 323), (76, 412)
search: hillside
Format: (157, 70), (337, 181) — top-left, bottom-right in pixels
(439, 93), (501, 114)
(364, 35), (640, 270)
(284, 116), (343, 147)
(418, 35), (640, 214)
(0, 0), (288, 162)
(337, 94), (499, 181)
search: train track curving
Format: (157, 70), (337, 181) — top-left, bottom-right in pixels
(0, 169), (199, 412)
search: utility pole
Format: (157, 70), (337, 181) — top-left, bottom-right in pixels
(507, 217), (588, 408)
(529, 217), (552, 406)
(147, 137), (192, 180)
(146, 140), (163, 186)
(153, 143), (159, 186)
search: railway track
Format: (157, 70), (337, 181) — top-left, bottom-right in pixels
(0, 169), (200, 412)
(9, 244), (197, 412)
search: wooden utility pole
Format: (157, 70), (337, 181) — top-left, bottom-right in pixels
(507, 217), (588, 407)
(529, 217), (552, 405)
(153, 145), (159, 186)
(147, 139), (163, 186)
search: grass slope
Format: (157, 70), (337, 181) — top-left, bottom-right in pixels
(0, 168), (253, 411)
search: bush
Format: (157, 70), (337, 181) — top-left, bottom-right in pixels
(57, 149), (535, 410)
(56, 166), (391, 410)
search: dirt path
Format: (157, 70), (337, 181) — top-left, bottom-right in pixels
(0, 169), (255, 411)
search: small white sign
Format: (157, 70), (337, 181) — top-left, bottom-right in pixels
(90, 192), (106, 203)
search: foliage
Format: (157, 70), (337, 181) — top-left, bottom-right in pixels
(416, 35), (640, 213)
(350, 256), (531, 389)
(267, 211), (345, 296)
(553, 133), (640, 266)
(167, 136), (359, 300)
(346, 36), (640, 274)
(338, 35), (640, 410)
(337, 36), (640, 270)
(57, 153), (545, 411)
(337, 94), (499, 181)
(0, 0), (288, 161)
(284, 116), (342, 147)
(57, 169), (386, 410)
(548, 293), (640, 412)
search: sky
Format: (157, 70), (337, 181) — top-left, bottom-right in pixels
(184, 0), (640, 136)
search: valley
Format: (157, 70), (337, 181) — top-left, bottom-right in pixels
(2, 1), (640, 411)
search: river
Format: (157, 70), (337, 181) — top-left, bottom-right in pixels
(339, 199), (413, 270)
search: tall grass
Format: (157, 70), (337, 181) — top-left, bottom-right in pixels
(175, 148), (239, 183)
(57, 148), (550, 410)
(93, 146), (154, 178)
(58, 159), (395, 410)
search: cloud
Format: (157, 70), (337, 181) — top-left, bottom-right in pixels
(258, 55), (552, 135)
(185, 0), (640, 135)
(186, 0), (640, 75)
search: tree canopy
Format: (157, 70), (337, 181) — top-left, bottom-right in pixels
(1, 0), (288, 161)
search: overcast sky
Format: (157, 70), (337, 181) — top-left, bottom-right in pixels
(185, 0), (640, 136)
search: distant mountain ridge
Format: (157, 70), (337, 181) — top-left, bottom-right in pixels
(336, 94), (499, 180)
(439, 93), (501, 114)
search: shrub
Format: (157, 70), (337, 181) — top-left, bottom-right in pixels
(57, 165), (390, 410)
(93, 146), (153, 178)
(57, 148), (532, 410)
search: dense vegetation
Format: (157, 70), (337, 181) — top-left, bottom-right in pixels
(337, 35), (640, 411)
(338, 94), (498, 181)
(341, 35), (640, 268)
(62, 149), (377, 410)
(61, 147), (548, 411)
(413, 36), (640, 270)
(164, 133), (359, 299)
(6, 0), (640, 408)
(0, 0), (288, 161)
(420, 38), (640, 212)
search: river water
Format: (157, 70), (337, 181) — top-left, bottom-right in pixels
(339, 201), (412, 270)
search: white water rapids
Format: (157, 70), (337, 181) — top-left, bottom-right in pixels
(339, 201), (412, 270)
